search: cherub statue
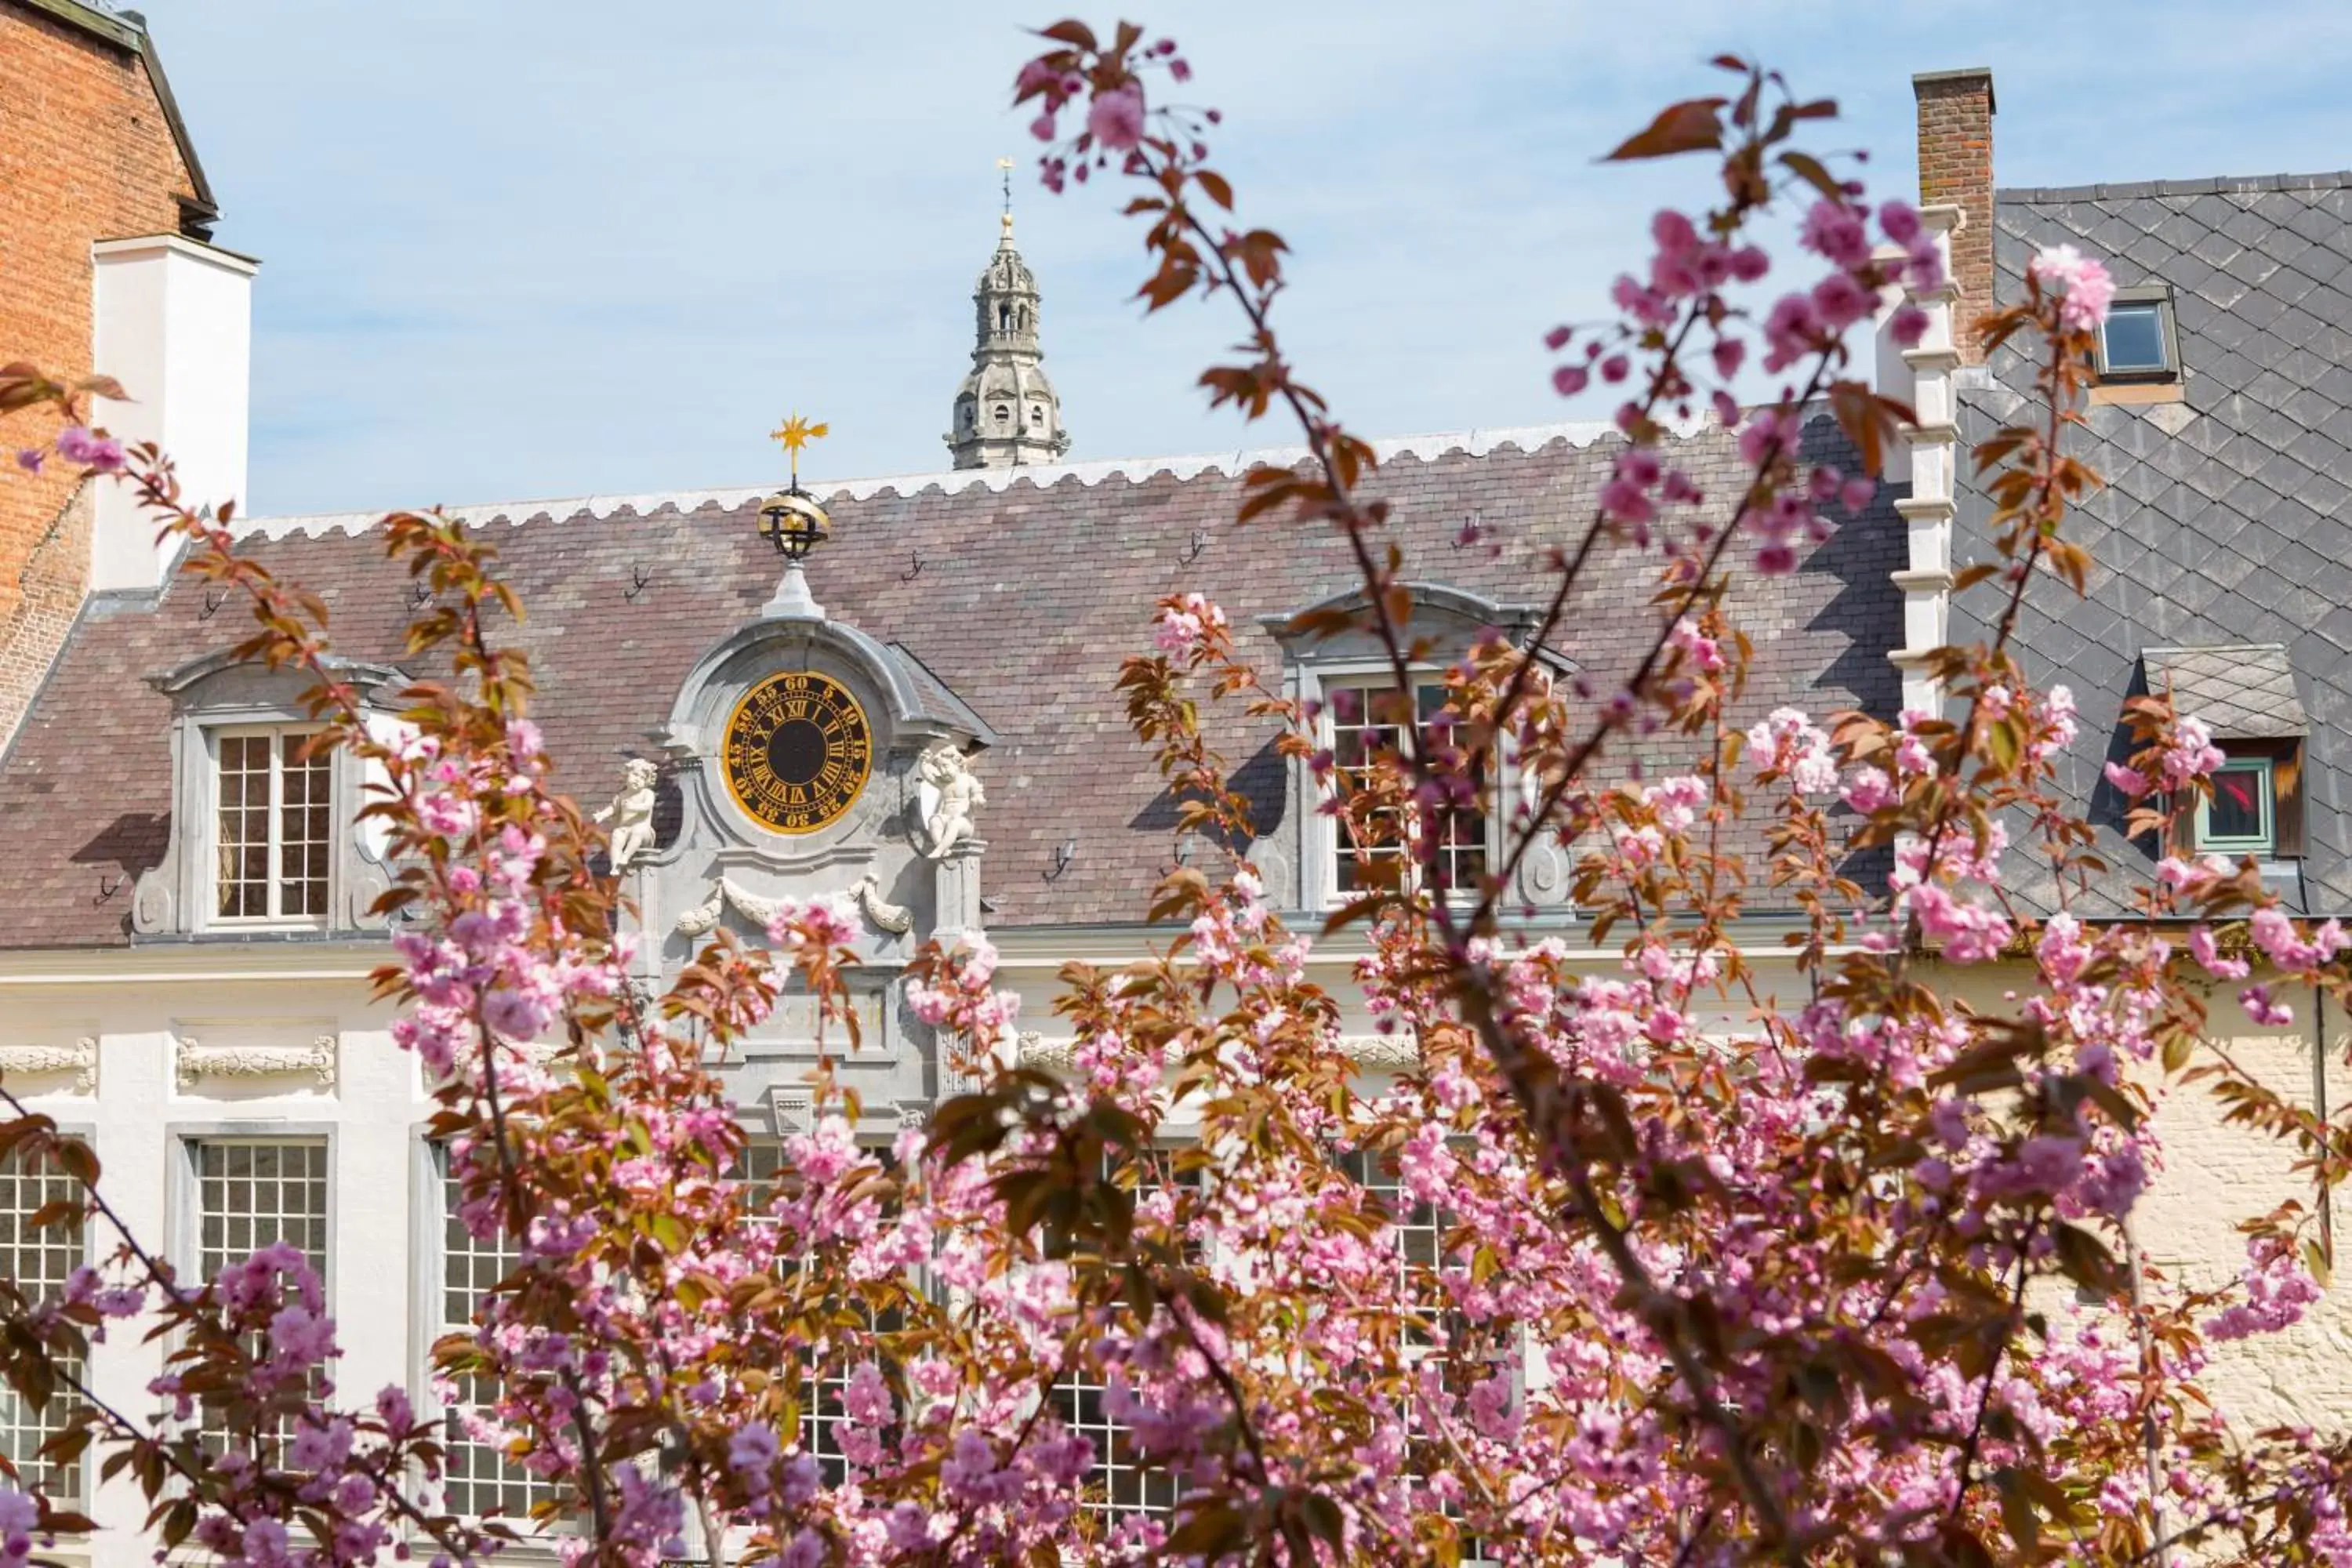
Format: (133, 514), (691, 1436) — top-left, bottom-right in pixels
(594, 758), (659, 872)
(914, 742), (985, 858)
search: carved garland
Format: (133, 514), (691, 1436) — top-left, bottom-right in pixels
(176, 1036), (338, 1093)
(0, 1038), (98, 1093)
(1012, 1032), (1419, 1069)
(676, 875), (910, 938)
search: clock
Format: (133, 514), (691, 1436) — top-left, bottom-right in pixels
(720, 670), (873, 834)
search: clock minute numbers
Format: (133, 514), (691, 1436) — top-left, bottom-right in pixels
(720, 670), (872, 834)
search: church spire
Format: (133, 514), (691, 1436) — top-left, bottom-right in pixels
(945, 161), (1070, 470)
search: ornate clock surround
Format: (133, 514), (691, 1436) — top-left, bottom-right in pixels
(654, 616), (988, 866)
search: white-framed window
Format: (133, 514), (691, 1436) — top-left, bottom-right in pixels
(735, 1134), (910, 1486)
(1051, 1145), (1200, 1523)
(432, 1145), (565, 1523)
(0, 1142), (87, 1501)
(211, 726), (333, 924)
(1338, 1148), (1450, 1323)
(2198, 755), (2276, 857)
(1054, 1371), (1179, 1523)
(187, 1137), (328, 1453)
(1314, 671), (1491, 903)
(192, 1138), (328, 1282)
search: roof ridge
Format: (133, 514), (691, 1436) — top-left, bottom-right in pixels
(234, 419), (1642, 542)
(1998, 171), (2352, 203)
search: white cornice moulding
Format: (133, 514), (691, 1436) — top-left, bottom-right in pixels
(0, 1037), (97, 1093)
(176, 1035), (338, 1092)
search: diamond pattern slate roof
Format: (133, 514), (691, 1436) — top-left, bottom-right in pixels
(1952, 172), (2352, 912)
(0, 419), (1904, 949)
(2143, 644), (2308, 739)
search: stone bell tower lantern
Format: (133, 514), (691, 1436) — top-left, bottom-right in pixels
(945, 162), (1071, 470)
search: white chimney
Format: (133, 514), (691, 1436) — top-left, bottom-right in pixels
(89, 234), (257, 593)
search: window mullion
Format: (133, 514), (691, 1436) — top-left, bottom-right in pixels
(267, 734), (287, 920)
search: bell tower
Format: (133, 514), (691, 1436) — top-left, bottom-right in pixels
(945, 163), (1070, 470)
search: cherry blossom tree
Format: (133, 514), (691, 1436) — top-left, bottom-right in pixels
(2, 19), (2350, 1568)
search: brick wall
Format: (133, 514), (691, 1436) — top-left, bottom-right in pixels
(1914, 68), (1996, 365)
(0, 4), (201, 741)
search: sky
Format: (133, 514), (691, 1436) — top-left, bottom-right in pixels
(147, 0), (2352, 520)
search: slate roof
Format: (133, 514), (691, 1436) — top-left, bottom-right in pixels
(0, 419), (1903, 949)
(1951, 172), (2352, 912)
(2143, 644), (2308, 739)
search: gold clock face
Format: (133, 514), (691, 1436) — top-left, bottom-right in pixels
(720, 671), (872, 834)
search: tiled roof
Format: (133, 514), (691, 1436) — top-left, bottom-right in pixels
(2143, 644), (2308, 739)
(0, 419), (1902, 949)
(1952, 172), (2352, 910)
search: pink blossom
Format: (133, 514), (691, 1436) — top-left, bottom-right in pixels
(53, 425), (125, 472)
(1878, 199), (1923, 245)
(1798, 199), (1871, 269)
(2241, 983), (2295, 1027)
(2027, 242), (2116, 330)
(2188, 924), (2250, 981)
(1841, 765), (1895, 813)
(2206, 1237), (2323, 1341)
(1086, 85), (1145, 151)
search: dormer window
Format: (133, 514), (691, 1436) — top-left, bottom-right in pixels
(2096, 286), (2178, 382)
(1260, 584), (1556, 914)
(2143, 643), (2306, 865)
(213, 727), (332, 923)
(132, 650), (406, 939)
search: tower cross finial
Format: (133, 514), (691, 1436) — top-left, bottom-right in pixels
(997, 156), (1015, 235)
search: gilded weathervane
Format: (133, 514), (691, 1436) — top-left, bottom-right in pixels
(756, 412), (833, 616)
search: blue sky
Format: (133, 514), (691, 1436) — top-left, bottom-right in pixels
(150, 1), (2352, 519)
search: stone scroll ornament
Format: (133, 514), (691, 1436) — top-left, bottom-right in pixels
(851, 872), (913, 934)
(593, 758), (660, 872)
(674, 874), (910, 938)
(913, 742), (985, 858)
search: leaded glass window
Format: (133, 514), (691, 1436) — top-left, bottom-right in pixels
(214, 728), (332, 922)
(1323, 678), (1488, 897)
(0, 1144), (84, 1498)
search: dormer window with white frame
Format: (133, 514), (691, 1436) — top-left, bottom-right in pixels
(212, 726), (334, 924)
(1261, 583), (1558, 913)
(132, 651), (408, 939)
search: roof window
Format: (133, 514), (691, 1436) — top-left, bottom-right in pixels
(2095, 285), (2178, 382)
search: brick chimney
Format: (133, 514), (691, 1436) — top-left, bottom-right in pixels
(1913, 67), (1995, 364)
